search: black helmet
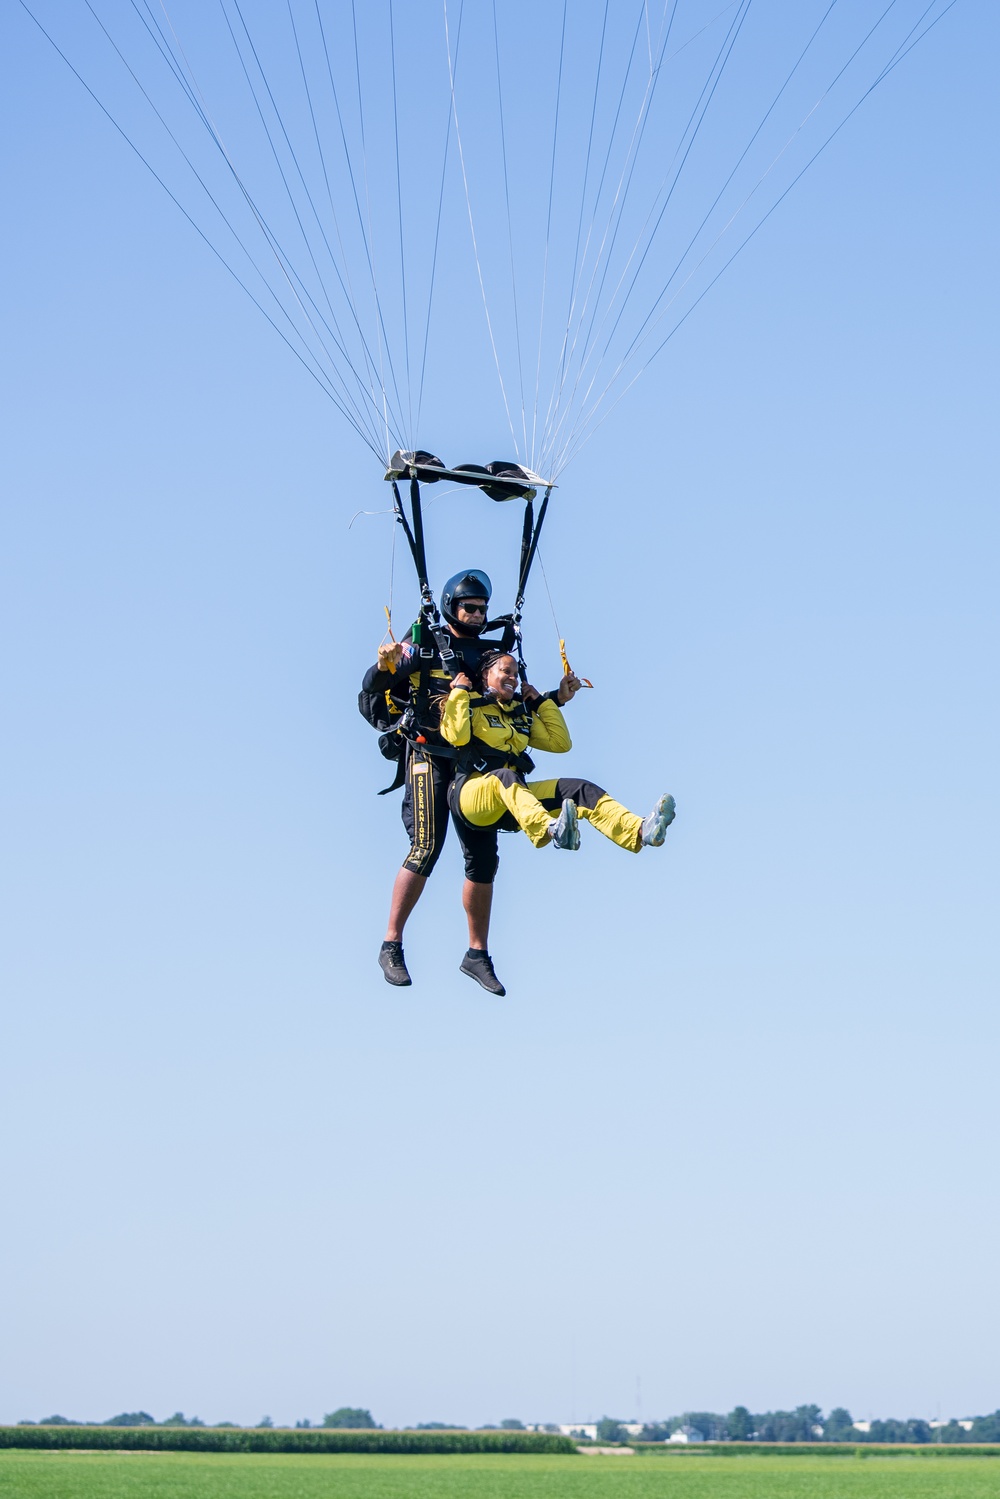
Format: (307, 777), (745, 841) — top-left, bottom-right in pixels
(441, 569), (492, 631)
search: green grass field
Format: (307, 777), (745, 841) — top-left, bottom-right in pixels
(2, 1453), (1000, 1499)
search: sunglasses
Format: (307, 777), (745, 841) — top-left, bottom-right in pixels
(458, 601), (487, 614)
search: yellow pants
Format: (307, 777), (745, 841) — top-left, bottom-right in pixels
(458, 773), (643, 852)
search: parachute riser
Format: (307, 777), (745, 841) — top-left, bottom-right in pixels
(512, 485), (553, 685)
(391, 466), (553, 688)
(389, 475), (455, 682)
(389, 479), (421, 583)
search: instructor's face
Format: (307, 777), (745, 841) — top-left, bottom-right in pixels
(486, 655), (518, 702)
(455, 598), (487, 627)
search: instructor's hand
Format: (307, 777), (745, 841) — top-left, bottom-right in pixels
(557, 672), (581, 705)
(451, 672), (473, 690)
(377, 642), (403, 672)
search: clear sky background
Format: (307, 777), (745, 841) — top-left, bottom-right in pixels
(2, 0), (997, 1432)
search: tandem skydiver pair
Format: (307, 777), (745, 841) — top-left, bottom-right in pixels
(360, 568), (675, 997)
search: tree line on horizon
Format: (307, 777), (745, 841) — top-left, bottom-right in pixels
(15, 1408), (378, 1432)
(592, 1407), (1000, 1444)
(14, 1405), (1000, 1443)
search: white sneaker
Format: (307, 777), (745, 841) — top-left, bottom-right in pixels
(641, 793), (676, 847)
(547, 798), (580, 850)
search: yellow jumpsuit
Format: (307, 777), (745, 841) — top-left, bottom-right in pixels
(439, 688), (645, 852)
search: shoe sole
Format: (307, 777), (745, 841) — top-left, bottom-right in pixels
(459, 961), (506, 997)
(644, 794), (676, 847)
(378, 959), (412, 987)
(552, 799), (580, 851)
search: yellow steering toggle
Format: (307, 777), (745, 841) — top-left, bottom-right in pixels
(381, 605), (397, 672)
(559, 638), (593, 689)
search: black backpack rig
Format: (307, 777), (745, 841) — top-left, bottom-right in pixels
(358, 450), (554, 793)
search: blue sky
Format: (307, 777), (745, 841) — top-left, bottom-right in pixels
(2, 0), (998, 1431)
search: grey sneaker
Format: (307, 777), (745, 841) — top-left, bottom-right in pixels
(641, 793), (676, 847)
(547, 798), (580, 850)
(378, 940), (412, 986)
(460, 949), (506, 996)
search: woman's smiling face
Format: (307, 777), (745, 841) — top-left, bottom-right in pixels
(485, 655), (519, 701)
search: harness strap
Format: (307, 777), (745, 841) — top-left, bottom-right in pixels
(511, 483), (553, 682)
(456, 742), (535, 776)
(515, 485), (552, 603)
(378, 753), (407, 796)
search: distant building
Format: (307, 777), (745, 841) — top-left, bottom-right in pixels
(559, 1424), (598, 1442)
(669, 1426), (705, 1444)
(852, 1422), (871, 1434)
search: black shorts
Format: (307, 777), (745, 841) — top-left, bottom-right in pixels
(401, 749), (498, 882)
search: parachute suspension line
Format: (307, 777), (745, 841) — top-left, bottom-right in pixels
(442, 0), (520, 457)
(539, 0), (678, 475)
(490, 0), (529, 460)
(555, 0), (959, 476)
(17, 0), (383, 456)
(132, 2), (199, 109)
(283, 0), (391, 444)
(102, 0), (370, 433)
(385, 499), (398, 640)
(594, 0), (907, 392)
(388, 0), (414, 446)
(534, 547), (591, 687)
(551, 0), (839, 472)
(599, 0), (844, 380)
(343, 0), (391, 457)
(143, 0), (382, 444)
(543, 0), (754, 477)
(222, 0), (354, 308)
(199, 0), (407, 456)
(643, 0), (654, 73)
(216, 0), (399, 446)
(547, 0), (611, 439)
(530, 0), (569, 466)
(238, 0), (402, 450)
(556, 0), (956, 477)
(669, 0), (744, 59)
(535, 547), (563, 646)
(132, 0), (391, 453)
(546, 0), (750, 474)
(537, 0), (681, 476)
(316, 0), (401, 458)
(869, 0), (962, 96)
(416, 8), (462, 443)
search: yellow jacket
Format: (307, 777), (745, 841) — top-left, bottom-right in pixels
(439, 689), (572, 760)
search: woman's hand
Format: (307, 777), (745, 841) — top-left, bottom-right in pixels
(377, 641), (403, 673)
(556, 672), (581, 705)
(522, 683), (541, 706)
(451, 671), (473, 691)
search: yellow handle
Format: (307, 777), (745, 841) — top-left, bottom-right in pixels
(559, 638), (594, 689)
(381, 605), (397, 673)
